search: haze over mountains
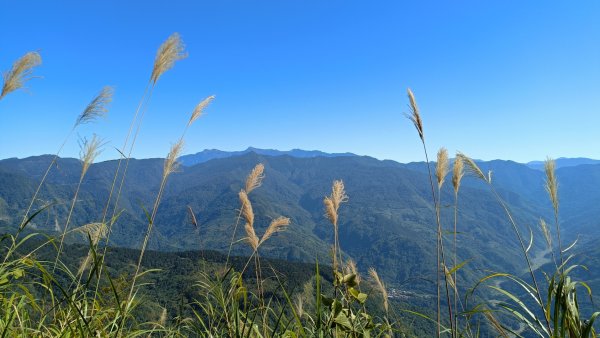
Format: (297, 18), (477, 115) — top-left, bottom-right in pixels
(1, 149), (599, 294)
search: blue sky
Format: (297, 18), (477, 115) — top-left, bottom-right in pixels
(0, 1), (598, 163)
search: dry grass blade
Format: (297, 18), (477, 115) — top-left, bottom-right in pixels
(544, 158), (559, 212)
(0, 51), (42, 100)
(163, 140), (184, 179)
(79, 134), (104, 178)
(260, 216), (290, 245)
(238, 190), (254, 227)
(74, 86), (114, 126)
(151, 33), (188, 84)
(369, 267), (388, 312)
(452, 155), (464, 194)
(187, 206), (198, 227)
(456, 152), (487, 182)
(483, 311), (509, 337)
(244, 222), (259, 251)
(245, 163), (265, 194)
(188, 95), (215, 126)
(405, 88), (424, 141)
(436, 148), (449, 189)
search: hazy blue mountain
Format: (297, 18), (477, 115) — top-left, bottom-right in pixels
(526, 157), (600, 170)
(178, 147), (356, 166)
(1, 152), (600, 297)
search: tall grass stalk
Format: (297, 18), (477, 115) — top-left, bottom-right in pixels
(226, 163), (264, 268)
(125, 140), (184, 305)
(323, 180), (348, 273)
(53, 135), (104, 271)
(452, 154), (464, 333)
(92, 33), (187, 305)
(544, 158), (564, 268)
(457, 152), (552, 333)
(405, 88), (454, 337)
(17, 87), (112, 234)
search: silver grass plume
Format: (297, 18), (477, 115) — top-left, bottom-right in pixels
(79, 134), (104, 178)
(436, 148), (449, 190)
(150, 33), (188, 84)
(0, 51), (42, 100)
(405, 88), (424, 142)
(188, 95), (215, 127)
(74, 86), (114, 127)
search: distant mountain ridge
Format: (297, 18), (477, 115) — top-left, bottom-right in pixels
(526, 157), (600, 170)
(178, 147), (357, 166)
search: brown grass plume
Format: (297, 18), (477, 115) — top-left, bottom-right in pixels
(245, 163), (265, 194)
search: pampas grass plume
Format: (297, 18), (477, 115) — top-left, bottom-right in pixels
(188, 95), (215, 126)
(436, 148), (449, 189)
(75, 86), (114, 127)
(369, 267), (388, 312)
(405, 88), (424, 141)
(79, 134), (104, 178)
(0, 51), (42, 100)
(245, 163), (265, 194)
(151, 33), (188, 84)
(163, 140), (184, 179)
(452, 155), (464, 195)
(260, 216), (290, 245)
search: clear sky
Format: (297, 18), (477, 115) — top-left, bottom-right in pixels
(0, 1), (599, 163)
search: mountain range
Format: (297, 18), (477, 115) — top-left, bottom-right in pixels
(1, 149), (599, 297)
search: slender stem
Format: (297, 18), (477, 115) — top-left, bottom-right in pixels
(553, 209), (564, 270)
(453, 192), (459, 334)
(53, 173), (85, 271)
(91, 83), (153, 309)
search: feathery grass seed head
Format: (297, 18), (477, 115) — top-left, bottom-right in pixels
(79, 134), (104, 178)
(151, 33), (188, 84)
(405, 88), (424, 141)
(452, 155), (464, 194)
(163, 140), (184, 180)
(188, 95), (215, 126)
(544, 157), (559, 212)
(457, 152), (487, 183)
(324, 197), (338, 226)
(244, 222), (259, 251)
(1, 51), (42, 100)
(260, 216), (290, 245)
(369, 267), (388, 312)
(238, 190), (254, 227)
(74, 222), (108, 246)
(75, 86), (114, 127)
(245, 163), (265, 194)
(436, 148), (449, 189)
(539, 218), (552, 249)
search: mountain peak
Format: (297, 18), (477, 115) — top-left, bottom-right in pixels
(178, 147), (357, 166)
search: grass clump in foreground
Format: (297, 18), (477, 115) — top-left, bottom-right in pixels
(0, 35), (599, 337)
